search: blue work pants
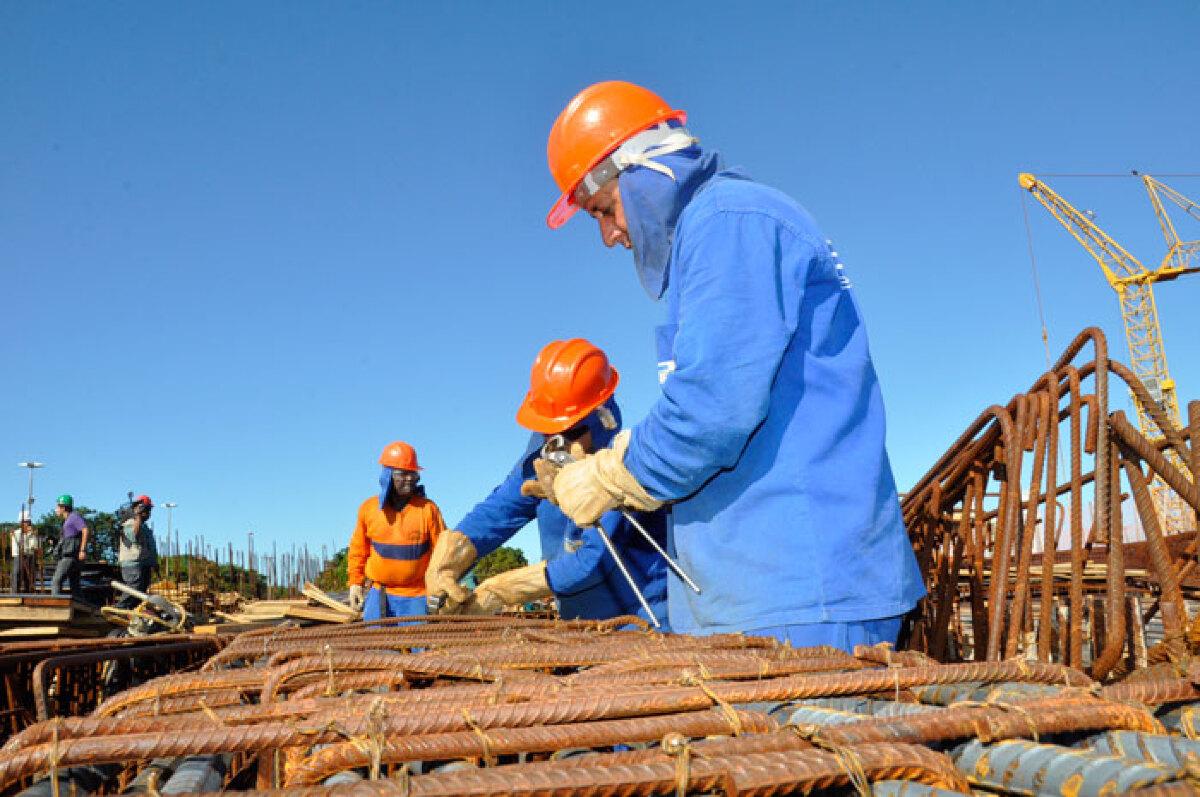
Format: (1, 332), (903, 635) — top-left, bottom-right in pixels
(363, 588), (426, 624)
(747, 616), (903, 653)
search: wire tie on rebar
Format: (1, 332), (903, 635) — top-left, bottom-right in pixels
(661, 732), (691, 797)
(1183, 707), (1199, 741)
(394, 763), (411, 796)
(49, 719), (61, 797)
(949, 699), (1040, 743)
(791, 723), (871, 797)
(146, 767), (162, 797)
(488, 676), (505, 705)
(461, 708), (496, 766)
(197, 698), (225, 725)
(324, 644), (336, 697)
(365, 697), (386, 779)
(682, 675), (742, 735)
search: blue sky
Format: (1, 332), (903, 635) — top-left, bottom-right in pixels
(4, 2), (1199, 563)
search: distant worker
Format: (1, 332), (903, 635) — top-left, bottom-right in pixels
(347, 442), (446, 621)
(425, 339), (669, 627)
(51, 494), (89, 599)
(117, 495), (158, 608)
(537, 81), (925, 649)
(10, 508), (39, 593)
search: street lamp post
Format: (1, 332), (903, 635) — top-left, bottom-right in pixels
(16, 462), (43, 516)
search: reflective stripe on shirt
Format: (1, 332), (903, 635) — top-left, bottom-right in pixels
(369, 539), (430, 561)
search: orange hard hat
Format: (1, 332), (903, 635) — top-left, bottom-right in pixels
(516, 339), (620, 434)
(546, 81), (686, 229)
(379, 441), (421, 471)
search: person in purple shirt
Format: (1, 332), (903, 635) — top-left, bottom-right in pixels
(51, 494), (89, 599)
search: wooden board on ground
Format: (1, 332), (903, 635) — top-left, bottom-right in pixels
(193, 619), (283, 635)
(302, 583), (358, 618)
(0, 596), (111, 638)
(241, 600), (308, 617)
(0, 624), (107, 639)
(283, 605), (355, 624)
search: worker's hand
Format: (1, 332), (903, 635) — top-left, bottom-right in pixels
(348, 585), (365, 611)
(520, 458), (561, 502)
(553, 430), (663, 527)
(424, 530), (477, 614)
(462, 562), (551, 615)
(77, 551), (86, 562)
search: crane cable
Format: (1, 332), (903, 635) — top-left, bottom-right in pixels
(1019, 188), (1053, 371)
(1020, 186), (1070, 539)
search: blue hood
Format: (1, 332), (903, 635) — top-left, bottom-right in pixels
(618, 144), (726, 299)
(379, 468), (425, 509)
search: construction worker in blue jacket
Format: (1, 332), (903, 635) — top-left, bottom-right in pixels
(536, 81), (926, 650)
(425, 339), (669, 628)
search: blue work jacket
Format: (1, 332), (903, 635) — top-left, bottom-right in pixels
(455, 402), (669, 627)
(621, 156), (926, 635)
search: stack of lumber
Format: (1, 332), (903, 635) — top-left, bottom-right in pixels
(196, 583), (358, 633)
(0, 595), (112, 639)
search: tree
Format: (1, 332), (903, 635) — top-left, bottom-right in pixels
(26, 507), (121, 563)
(316, 548), (349, 592)
(472, 546), (528, 583)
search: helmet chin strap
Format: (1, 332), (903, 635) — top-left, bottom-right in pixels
(596, 404), (618, 431)
(575, 123), (699, 203)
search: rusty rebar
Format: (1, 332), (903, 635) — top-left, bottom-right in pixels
(284, 708), (777, 786)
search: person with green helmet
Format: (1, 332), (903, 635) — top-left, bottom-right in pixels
(51, 494), (89, 600)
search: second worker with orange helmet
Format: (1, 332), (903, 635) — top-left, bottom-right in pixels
(424, 339), (669, 627)
(347, 441), (447, 621)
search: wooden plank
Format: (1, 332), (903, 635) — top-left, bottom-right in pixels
(0, 625), (106, 639)
(193, 620), (281, 635)
(0, 607), (72, 622)
(302, 583), (358, 617)
(283, 605), (354, 624)
(242, 600), (307, 615)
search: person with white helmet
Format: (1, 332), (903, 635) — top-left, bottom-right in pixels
(347, 441), (446, 621)
(10, 508), (39, 593)
(536, 81), (925, 650)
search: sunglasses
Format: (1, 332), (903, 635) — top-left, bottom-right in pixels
(561, 424), (590, 442)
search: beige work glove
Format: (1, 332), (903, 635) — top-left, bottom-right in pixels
(552, 430), (663, 527)
(424, 530), (477, 614)
(462, 562), (550, 614)
(348, 584), (365, 611)
(520, 458), (561, 501)
(520, 439), (589, 501)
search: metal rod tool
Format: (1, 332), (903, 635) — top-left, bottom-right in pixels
(540, 434), (701, 620)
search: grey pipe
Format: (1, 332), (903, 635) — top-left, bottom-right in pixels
(122, 758), (179, 795)
(160, 755), (228, 794)
(15, 764), (120, 797)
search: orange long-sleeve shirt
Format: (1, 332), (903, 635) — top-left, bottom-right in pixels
(347, 495), (445, 596)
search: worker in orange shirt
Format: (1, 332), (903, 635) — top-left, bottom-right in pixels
(347, 441), (446, 621)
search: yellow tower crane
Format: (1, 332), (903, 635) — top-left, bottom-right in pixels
(1018, 171), (1200, 534)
